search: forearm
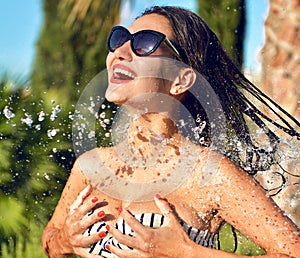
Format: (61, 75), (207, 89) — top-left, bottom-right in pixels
(42, 227), (72, 258)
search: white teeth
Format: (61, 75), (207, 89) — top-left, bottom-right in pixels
(114, 68), (135, 79)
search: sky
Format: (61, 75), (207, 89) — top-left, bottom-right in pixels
(0, 0), (268, 79)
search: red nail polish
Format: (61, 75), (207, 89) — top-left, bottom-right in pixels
(118, 207), (123, 213)
(105, 244), (110, 251)
(97, 211), (105, 217)
(155, 194), (163, 200)
(105, 225), (110, 231)
(98, 231), (106, 238)
(92, 196), (98, 203)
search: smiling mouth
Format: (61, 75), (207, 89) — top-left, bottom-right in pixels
(113, 67), (136, 81)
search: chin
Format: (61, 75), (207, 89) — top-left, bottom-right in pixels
(105, 84), (124, 102)
(105, 93), (125, 105)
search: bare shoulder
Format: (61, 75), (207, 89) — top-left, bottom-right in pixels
(189, 147), (227, 188)
(46, 147), (108, 228)
(76, 146), (111, 164)
(75, 146), (115, 180)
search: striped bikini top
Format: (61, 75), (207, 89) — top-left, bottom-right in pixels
(84, 213), (219, 257)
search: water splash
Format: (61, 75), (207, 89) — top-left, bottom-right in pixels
(3, 106), (15, 119)
(21, 113), (33, 127)
(38, 111), (46, 121)
(50, 105), (61, 121)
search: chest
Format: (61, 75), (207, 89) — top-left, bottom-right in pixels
(85, 146), (223, 232)
(91, 178), (222, 233)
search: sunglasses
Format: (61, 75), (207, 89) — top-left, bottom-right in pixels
(108, 26), (183, 61)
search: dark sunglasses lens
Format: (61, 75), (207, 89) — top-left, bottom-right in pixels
(133, 32), (161, 56)
(109, 28), (129, 51)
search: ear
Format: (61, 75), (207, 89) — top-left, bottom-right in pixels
(169, 68), (196, 95)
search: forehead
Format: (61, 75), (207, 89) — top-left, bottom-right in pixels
(128, 14), (174, 38)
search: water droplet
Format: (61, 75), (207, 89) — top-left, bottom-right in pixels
(44, 174), (50, 180)
(3, 106), (15, 119)
(99, 112), (106, 119)
(21, 113), (33, 127)
(38, 111), (46, 121)
(47, 129), (60, 139)
(50, 105), (61, 121)
(88, 131), (95, 139)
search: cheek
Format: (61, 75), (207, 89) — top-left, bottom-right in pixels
(139, 78), (170, 94)
(106, 53), (114, 68)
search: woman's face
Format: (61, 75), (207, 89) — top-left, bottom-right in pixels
(105, 14), (178, 107)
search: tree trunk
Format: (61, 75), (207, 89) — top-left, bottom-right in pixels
(261, 0), (300, 120)
(261, 0), (300, 226)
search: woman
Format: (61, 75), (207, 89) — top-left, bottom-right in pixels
(42, 6), (300, 258)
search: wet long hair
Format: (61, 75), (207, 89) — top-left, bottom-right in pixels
(140, 6), (300, 177)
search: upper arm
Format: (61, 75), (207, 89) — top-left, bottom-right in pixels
(215, 158), (300, 255)
(45, 158), (89, 229)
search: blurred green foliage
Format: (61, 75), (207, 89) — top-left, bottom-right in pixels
(197, 0), (246, 67)
(31, 0), (122, 103)
(0, 76), (69, 257)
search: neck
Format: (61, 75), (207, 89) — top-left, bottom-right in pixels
(129, 112), (178, 138)
(120, 112), (181, 160)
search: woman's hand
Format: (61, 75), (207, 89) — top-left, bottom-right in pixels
(106, 195), (194, 258)
(46, 184), (109, 257)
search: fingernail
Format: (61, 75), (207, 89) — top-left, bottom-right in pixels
(118, 207), (123, 213)
(91, 196), (98, 203)
(105, 244), (110, 251)
(98, 231), (106, 238)
(154, 194), (163, 200)
(97, 211), (105, 217)
(105, 225), (110, 231)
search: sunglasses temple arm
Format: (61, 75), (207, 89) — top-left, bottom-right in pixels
(164, 38), (183, 62)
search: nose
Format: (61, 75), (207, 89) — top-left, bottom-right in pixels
(113, 41), (133, 61)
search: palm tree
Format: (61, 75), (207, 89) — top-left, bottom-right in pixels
(31, 0), (122, 103)
(196, 0), (246, 67)
(0, 78), (28, 256)
(261, 0), (300, 226)
(261, 0), (300, 120)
